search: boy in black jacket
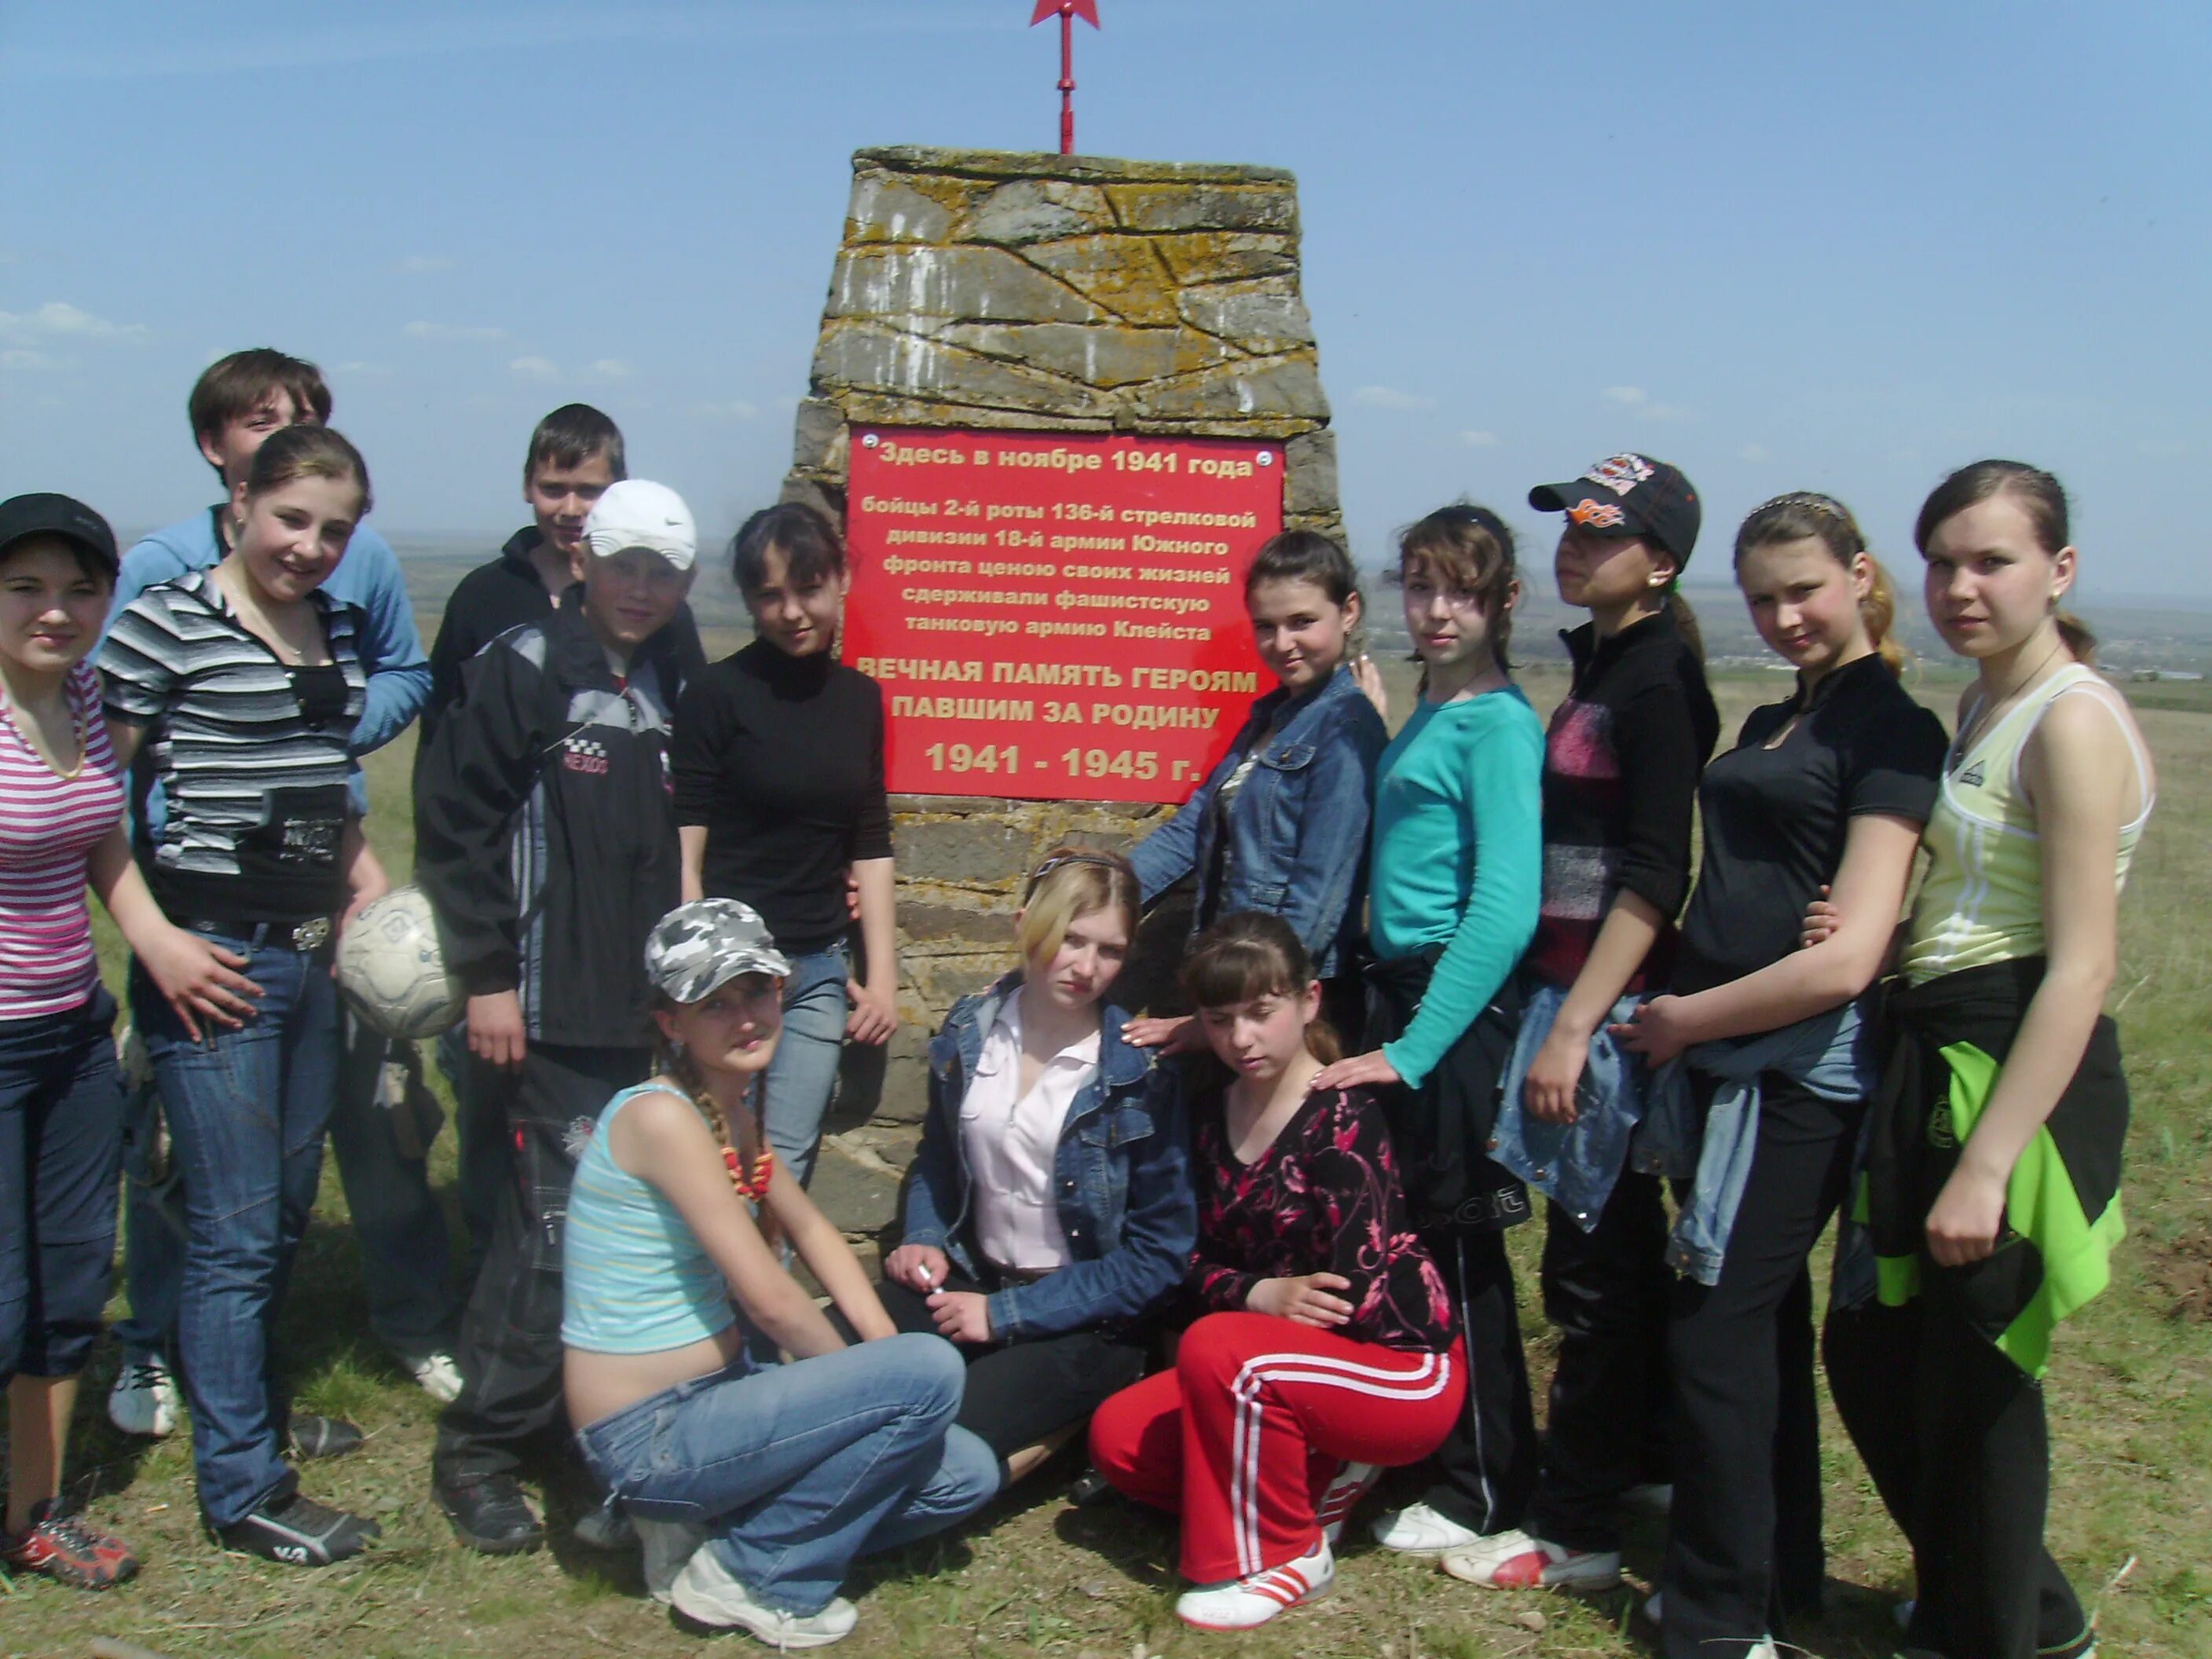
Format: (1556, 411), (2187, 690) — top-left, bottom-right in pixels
(415, 479), (698, 1553)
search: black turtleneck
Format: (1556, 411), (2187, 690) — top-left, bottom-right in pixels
(671, 639), (892, 956)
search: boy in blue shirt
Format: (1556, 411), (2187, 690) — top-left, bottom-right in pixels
(104, 350), (457, 1445)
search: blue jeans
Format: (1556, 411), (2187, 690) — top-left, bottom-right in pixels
(575, 1334), (999, 1616)
(0, 991), (125, 1382)
(763, 942), (850, 1187)
(131, 925), (341, 1528)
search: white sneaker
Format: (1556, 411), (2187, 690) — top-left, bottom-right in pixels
(670, 1546), (858, 1648)
(637, 1517), (708, 1605)
(1645, 1590), (1663, 1623)
(1624, 1480), (1673, 1516)
(405, 1351), (464, 1405)
(1441, 1529), (1622, 1590)
(1175, 1538), (1335, 1631)
(107, 1355), (179, 1438)
(1316, 1461), (1380, 1546)
(1368, 1500), (1487, 1555)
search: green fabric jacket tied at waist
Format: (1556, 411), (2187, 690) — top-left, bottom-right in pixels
(1860, 955), (2127, 1376)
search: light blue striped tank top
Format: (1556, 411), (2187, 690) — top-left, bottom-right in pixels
(562, 1082), (738, 1354)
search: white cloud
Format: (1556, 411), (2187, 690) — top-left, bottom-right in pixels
(1353, 384), (1437, 411)
(1, 348), (60, 371)
(692, 400), (761, 421)
(333, 361), (390, 377)
(1602, 385), (1648, 406)
(404, 320), (507, 341)
(1738, 443), (1771, 463)
(1459, 429), (1500, 448)
(390, 254), (453, 275)
(0, 300), (145, 342)
(586, 358), (634, 380)
(1602, 384), (1690, 422)
(509, 355), (559, 379)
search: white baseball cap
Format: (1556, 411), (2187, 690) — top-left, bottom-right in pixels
(583, 479), (697, 571)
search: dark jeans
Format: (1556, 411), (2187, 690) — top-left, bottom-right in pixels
(873, 1270), (1148, 1463)
(1662, 1076), (1852, 1659)
(0, 991), (125, 1383)
(1528, 1171), (1673, 1551)
(434, 1025), (516, 1284)
(1409, 1224), (1538, 1535)
(433, 1042), (650, 1487)
(1825, 1297), (2090, 1659)
(131, 928), (339, 1528)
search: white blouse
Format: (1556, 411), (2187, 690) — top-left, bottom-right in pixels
(961, 990), (1100, 1275)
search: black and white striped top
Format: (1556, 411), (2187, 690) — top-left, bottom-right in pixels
(101, 569), (366, 925)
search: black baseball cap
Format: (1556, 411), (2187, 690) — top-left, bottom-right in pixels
(0, 493), (119, 578)
(1529, 453), (1701, 569)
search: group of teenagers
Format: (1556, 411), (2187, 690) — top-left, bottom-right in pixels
(0, 346), (2156, 1659)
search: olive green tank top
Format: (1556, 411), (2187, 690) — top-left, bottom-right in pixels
(1902, 664), (2152, 985)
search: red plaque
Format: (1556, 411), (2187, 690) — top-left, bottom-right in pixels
(844, 426), (1283, 803)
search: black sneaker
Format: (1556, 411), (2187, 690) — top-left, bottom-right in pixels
(287, 1415), (365, 1459)
(217, 1494), (379, 1566)
(435, 1473), (544, 1555)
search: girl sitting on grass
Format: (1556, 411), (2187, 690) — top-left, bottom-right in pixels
(563, 898), (996, 1650)
(1088, 913), (1463, 1632)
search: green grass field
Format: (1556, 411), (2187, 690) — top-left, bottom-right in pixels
(5, 665), (2208, 1659)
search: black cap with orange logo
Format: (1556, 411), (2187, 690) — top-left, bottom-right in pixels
(1529, 453), (1701, 570)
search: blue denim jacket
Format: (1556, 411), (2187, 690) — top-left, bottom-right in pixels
(1632, 998), (1875, 1285)
(1127, 663), (1387, 978)
(901, 975), (1195, 1342)
(1489, 981), (1650, 1232)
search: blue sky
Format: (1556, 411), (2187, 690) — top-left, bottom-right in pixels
(2, 1), (2206, 601)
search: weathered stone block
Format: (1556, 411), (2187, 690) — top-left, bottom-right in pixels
(1122, 356), (1328, 423)
(827, 245), (1105, 325)
(845, 174), (959, 244)
(1284, 429), (1339, 518)
(1017, 236), (1181, 326)
(899, 902), (1013, 944)
(1154, 232), (1298, 286)
(813, 324), (1114, 418)
(790, 397), (844, 471)
(858, 146), (1293, 188)
(934, 321), (1237, 390)
(893, 816), (1040, 884)
(1106, 183), (1298, 235)
(966, 178), (1111, 245)
(1177, 279), (1315, 350)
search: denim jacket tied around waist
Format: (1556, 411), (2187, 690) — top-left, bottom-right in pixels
(1126, 663), (1387, 979)
(1490, 980), (1650, 1232)
(1631, 998), (1875, 1285)
(900, 974), (1195, 1343)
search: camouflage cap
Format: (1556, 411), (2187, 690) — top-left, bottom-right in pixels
(644, 899), (791, 1004)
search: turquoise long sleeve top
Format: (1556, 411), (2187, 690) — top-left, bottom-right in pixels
(1369, 685), (1544, 1088)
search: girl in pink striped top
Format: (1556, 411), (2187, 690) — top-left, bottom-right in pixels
(0, 493), (258, 1591)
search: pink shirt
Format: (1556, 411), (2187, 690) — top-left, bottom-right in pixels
(959, 990), (1100, 1276)
(0, 663), (124, 1020)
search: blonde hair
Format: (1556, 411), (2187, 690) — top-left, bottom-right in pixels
(1734, 491), (1908, 676)
(652, 992), (780, 1247)
(1016, 846), (1140, 963)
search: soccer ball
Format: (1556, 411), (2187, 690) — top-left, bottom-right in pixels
(337, 887), (465, 1040)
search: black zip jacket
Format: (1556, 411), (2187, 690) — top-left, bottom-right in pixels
(414, 597), (689, 1049)
(419, 527), (705, 749)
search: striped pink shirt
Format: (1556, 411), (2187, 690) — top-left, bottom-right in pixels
(0, 662), (125, 1020)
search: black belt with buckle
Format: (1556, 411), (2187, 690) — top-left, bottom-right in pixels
(176, 915), (335, 954)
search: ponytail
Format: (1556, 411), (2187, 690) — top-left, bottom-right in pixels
(2053, 611), (2098, 665)
(1861, 555), (1908, 676)
(1664, 588), (1704, 662)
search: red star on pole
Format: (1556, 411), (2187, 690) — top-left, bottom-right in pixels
(1029, 0), (1101, 156)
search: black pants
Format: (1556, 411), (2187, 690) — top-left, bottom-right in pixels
(434, 1042), (650, 1487)
(1408, 1224), (1538, 1535)
(874, 1270), (1148, 1464)
(1662, 1076), (1852, 1659)
(1825, 1296), (2090, 1659)
(1528, 1172), (1673, 1551)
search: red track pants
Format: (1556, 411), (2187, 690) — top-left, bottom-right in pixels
(1088, 1312), (1466, 1584)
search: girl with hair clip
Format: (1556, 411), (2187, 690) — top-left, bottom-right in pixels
(1821, 463), (2152, 1659)
(1087, 913), (1464, 1632)
(562, 899), (996, 1650)
(1124, 531), (1389, 1052)
(97, 427), (394, 1565)
(1304, 505), (1547, 1562)
(880, 847), (1195, 1485)
(1584, 494), (1946, 1659)
(673, 502), (895, 1189)
(1437, 456), (1719, 1576)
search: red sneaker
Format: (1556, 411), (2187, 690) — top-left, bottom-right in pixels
(2, 1500), (141, 1589)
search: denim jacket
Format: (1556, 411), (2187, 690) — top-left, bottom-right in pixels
(1632, 998), (1875, 1284)
(901, 975), (1195, 1342)
(1127, 663), (1387, 977)
(1489, 981), (1650, 1232)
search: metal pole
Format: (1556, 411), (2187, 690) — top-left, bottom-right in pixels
(1059, 3), (1076, 153)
